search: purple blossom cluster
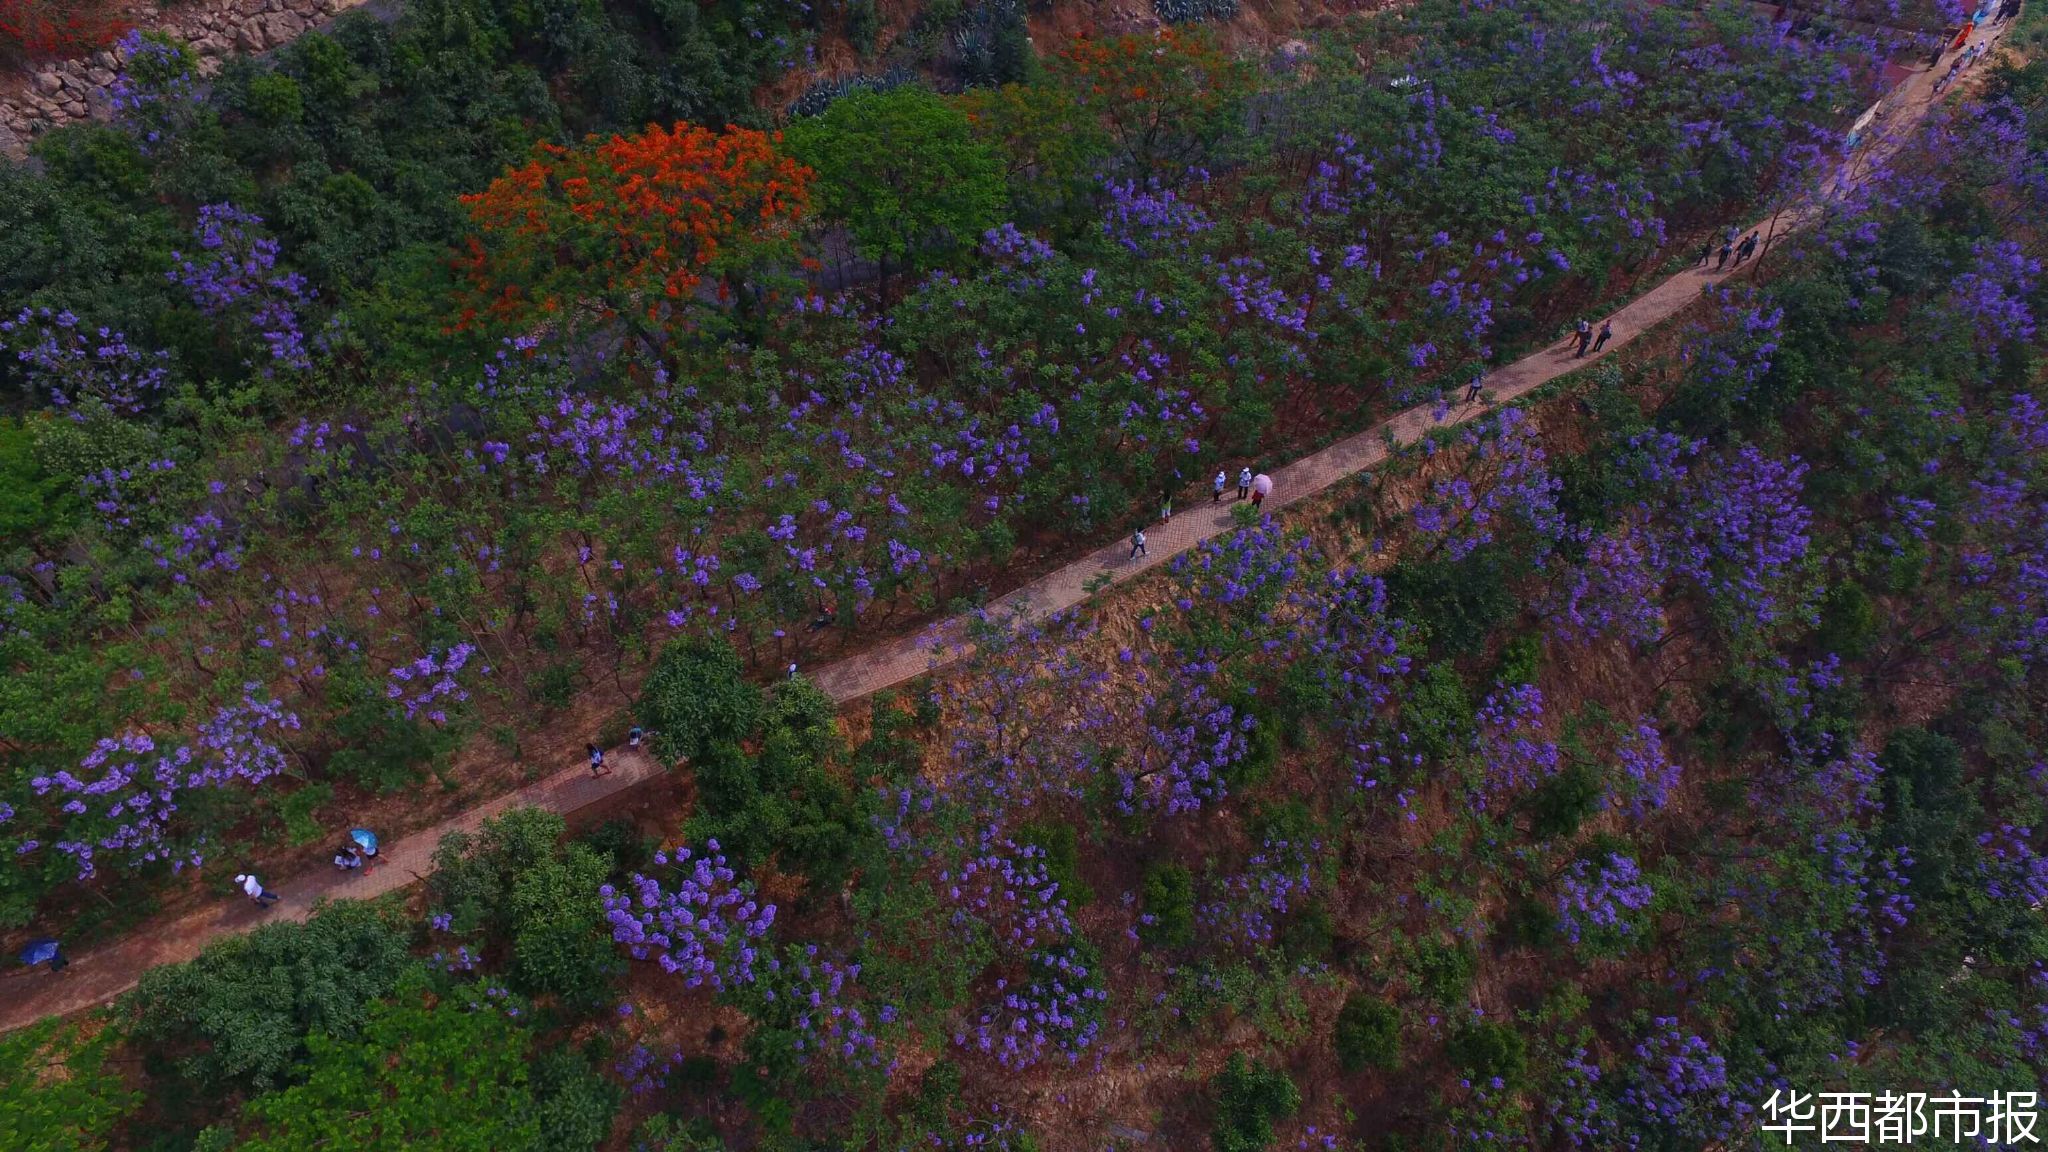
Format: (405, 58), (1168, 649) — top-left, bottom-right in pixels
(1617, 1019), (1753, 1146)
(0, 307), (170, 416)
(1611, 719), (1680, 817)
(941, 833), (1105, 1070)
(109, 31), (205, 152)
(168, 205), (315, 372)
(1412, 409), (1565, 563)
(1471, 684), (1561, 810)
(1197, 837), (1319, 952)
(384, 644), (480, 724)
(601, 840), (777, 990)
(1555, 853), (1654, 945)
(24, 686), (297, 880)
(760, 945), (892, 1068)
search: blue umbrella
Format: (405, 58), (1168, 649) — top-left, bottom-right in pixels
(350, 828), (379, 854)
(19, 938), (59, 967)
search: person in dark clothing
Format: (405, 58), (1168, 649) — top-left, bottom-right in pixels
(1572, 319), (1593, 357)
(1697, 239), (1714, 266)
(1465, 374), (1485, 404)
(1716, 241), (1733, 271)
(1130, 530), (1148, 560)
(1733, 232), (1760, 266)
(1593, 321), (1614, 353)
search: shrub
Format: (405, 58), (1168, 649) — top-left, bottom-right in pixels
(1211, 1053), (1299, 1152)
(532, 1045), (622, 1152)
(233, 987), (544, 1151)
(0, 1016), (139, 1151)
(1333, 993), (1400, 1072)
(243, 72), (305, 125)
(1525, 761), (1601, 840)
(1814, 581), (1878, 660)
(1447, 1020), (1527, 1084)
(847, 0), (880, 54)
(509, 844), (622, 1011)
(429, 806), (621, 1011)
(125, 899), (414, 1097)
(1402, 662), (1475, 761)
(1141, 862), (1196, 948)
(1019, 819), (1094, 906)
(638, 639), (763, 763)
(1411, 937), (1476, 1004)
(1386, 551), (1518, 657)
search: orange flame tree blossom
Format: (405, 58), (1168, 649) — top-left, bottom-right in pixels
(455, 122), (813, 340)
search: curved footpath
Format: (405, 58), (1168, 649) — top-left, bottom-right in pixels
(0, 19), (2008, 1030)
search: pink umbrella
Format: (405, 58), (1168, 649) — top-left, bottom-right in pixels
(1252, 474), (1274, 496)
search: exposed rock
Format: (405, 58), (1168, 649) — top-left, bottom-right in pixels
(235, 21), (270, 50)
(263, 11), (306, 41)
(85, 67), (116, 87)
(32, 72), (64, 97)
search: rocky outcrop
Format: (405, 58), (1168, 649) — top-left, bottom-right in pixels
(0, 0), (361, 158)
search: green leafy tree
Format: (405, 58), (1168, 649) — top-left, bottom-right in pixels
(785, 86), (1003, 298)
(0, 419), (80, 546)
(638, 638), (763, 763)
(430, 807), (621, 1011)
(124, 899), (414, 1098)
(1140, 862), (1196, 948)
(0, 1016), (139, 1152)
(686, 677), (867, 889)
(1332, 993), (1400, 1072)
(231, 989), (543, 1152)
(509, 845), (621, 1011)
(1211, 1053), (1299, 1152)
(1446, 1020), (1527, 1085)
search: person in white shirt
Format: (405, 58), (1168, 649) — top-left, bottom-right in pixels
(235, 873), (281, 907)
(1237, 468), (1253, 500)
(1213, 471), (1227, 503)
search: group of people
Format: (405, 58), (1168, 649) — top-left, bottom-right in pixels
(1700, 230), (1762, 273)
(1570, 317), (1616, 359)
(1131, 467), (1269, 560)
(1935, 6), (2018, 94)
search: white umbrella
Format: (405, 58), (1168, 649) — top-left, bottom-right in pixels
(1252, 474), (1274, 496)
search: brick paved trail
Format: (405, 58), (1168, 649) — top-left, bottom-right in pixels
(0, 20), (2001, 1031)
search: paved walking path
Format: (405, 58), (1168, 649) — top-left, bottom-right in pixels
(0, 18), (2005, 1031)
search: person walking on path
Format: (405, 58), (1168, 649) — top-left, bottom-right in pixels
(1213, 471), (1227, 503)
(333, 844), (363, 871)
(1696, 238), (1714, 267)
(1716, 240), (1733, 271)
(20, 939), (67, 973)
(1161, 491), (1173, 522)
(628, 726), (644, 748)
(587, 743), (609, 777)
(1130, 530), (1148, 561)
(1572, 319), (1593, 357)
(235, 873), (281, 907)
(1237, 468), (1252, 500)
(1465, 374), (1485, 404)
(1593, 321), (1614, 354)
(1733, 232), (1760, 266)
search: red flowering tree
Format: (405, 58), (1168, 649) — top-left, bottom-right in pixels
(454, 122), (812, 343)
(1053, 28), (1253, 175)
(0, 0), (128, 60)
